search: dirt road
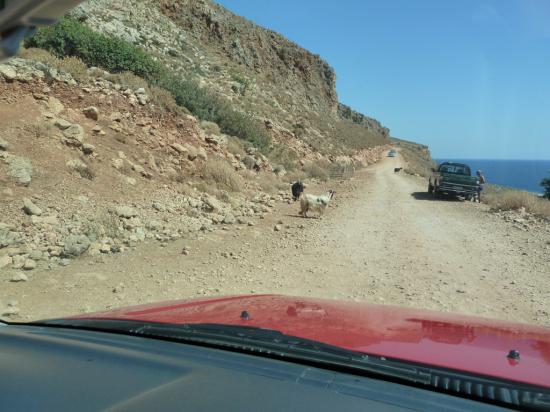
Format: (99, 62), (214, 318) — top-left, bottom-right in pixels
(2, 155), (549, 325)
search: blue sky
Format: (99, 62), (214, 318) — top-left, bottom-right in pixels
(216, 0), (550, 159)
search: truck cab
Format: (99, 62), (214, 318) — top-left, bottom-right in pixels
(428, 162), (479, 200)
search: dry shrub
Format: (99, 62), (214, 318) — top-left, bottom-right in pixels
(19, 48), (88, 82)
(256, 173), (287, 194)
(19, 47), (59, 66)
(284, 169), (307, 183)
(23, 122), (55, 139)
(304, 161), (330, 182)
(202, 158), (242, 192)
(200, 120), (221, 135)
(149, 86), (181, 113)
(57, 56), (88, 82)
(226, 136), (246, 157)
(484, 186), (550, 218)
(67, 158), (96, 180)
(106, 70), (149, 90)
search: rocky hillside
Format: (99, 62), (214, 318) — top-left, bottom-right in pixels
(70, 0), (390, 153)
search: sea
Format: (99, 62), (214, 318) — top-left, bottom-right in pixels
(435, 159), (550, 194)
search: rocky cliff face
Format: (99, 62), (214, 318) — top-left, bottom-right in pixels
(71, 0), (389, 153)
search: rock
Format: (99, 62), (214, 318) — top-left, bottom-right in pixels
(152, 201), (165, 212)
(62, 124), (85, 146)
(92, 125), (103, 134)
(1, 307), (19, 317)
(223, 214), (236, 224)
(54, 118), (72, 130)
(82, 143), (95, 155)
(0, 65), (17, 80)
(22, 198), (42, 216)
(170, 143), (188, 155)
(66, 158), (88, 172)
(10, 272), (28, 282)
(187, 146), (198, 161)
(47, 96), (64, 115)
(197, 147), (208, 161)
(83, 106), (99, 121)
(201, 194), (223, 213)
(99, 244), (111, 254)
(115, 206), (138, 218)
(274, 225), (283, 232)
(0, 255), (13, 269)
(4, 155), (32, 186)
(0, 137), (9, 151)
(22, 259), (36, 270)
(59, 258), (71, 266)
(110, 112), (122, 122)
(63, 234), (91, 257)
(112, 158), (124, 170)
(137, 94), (148, 105)
(135, 87), (146, 95)
(125, 177), (137, 186)
(12, 255), (25, 269)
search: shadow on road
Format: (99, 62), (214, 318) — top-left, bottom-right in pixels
(410, 192), (463, 202)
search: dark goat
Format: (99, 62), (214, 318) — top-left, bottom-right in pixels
(291, 181), (305, 201)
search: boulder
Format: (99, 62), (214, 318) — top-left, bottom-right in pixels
(46, 96), (64, 115)
(22, 198), (42, 216)
(82, 106), (99, 121)
(115, 206), (138, 218)
(0, 137), (9, 151)
(62, 124), (85, 146)
(4, 155), (32, 186)
(10, 272), (28, 282)
(54, 118), (72, 130)
(82, 143), (95, 155)
(0, 65), (17, 80)
(0, 255), (12, 269)
(222, 213), (236, 224)
(62, 234), (91, 257)
(22, 259), (36, 270)
(170, 143), (188, 155)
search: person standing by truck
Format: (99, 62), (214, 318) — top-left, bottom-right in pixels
(476, 170), (486, 202)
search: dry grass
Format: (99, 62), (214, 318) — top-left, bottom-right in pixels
(303, 160), (330, 182)
(20, 47), (89, 82)
(23, 122), (55, 139)
(202, 158), (242, 192)
(483, 185), (550, 219)
(105, 70), (148, 90)
(283, 169), (307, 183)
(226, 136), (246, 157)
(149, 86), (181, 114)
(256, 173), (288, 194)
(57, 56), (88, 82)
(200, 120), (221, 135)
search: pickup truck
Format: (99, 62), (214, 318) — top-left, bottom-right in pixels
(428, 162), (479, 199)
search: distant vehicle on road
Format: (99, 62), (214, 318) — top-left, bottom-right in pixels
(388, 149), (397, 157)
(428, 162), (479, 200)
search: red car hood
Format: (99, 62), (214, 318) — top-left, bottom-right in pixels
(72, 294), (550, 388)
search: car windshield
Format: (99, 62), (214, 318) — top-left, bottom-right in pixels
(1, 0), (549, 398)
(439, 165), (470, 175)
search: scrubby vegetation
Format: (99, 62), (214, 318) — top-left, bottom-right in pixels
(202, 158), (242, 192)
(24, 17), (271, 150)
(483, 185), (550, 219)
(541, 172), (550, 200)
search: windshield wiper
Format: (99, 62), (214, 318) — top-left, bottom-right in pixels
(31, 319), (550, 411)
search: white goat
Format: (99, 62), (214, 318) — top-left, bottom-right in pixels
(299, 190), (335, 218)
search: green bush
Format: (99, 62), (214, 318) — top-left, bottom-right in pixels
(25, 17), (164, 81)
(541, 173), (550, 200)
(25, 17), (271, 150)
